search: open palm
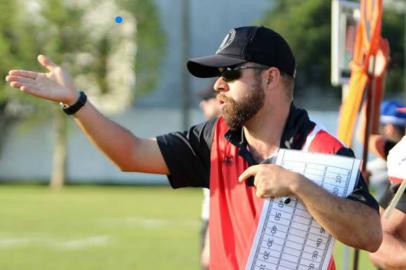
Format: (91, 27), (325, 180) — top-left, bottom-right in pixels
(6, 55), (78, 105)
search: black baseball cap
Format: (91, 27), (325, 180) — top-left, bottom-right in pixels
(187, 26), (296, 78)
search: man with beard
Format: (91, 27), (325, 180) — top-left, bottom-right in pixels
(6, 26), (381, 270)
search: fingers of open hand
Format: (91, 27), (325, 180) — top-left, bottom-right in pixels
(9, 81), (40, 95)
(6, 75), (36, 85)
(6, 74), (43, 94)
(7, 70), (40, 80)
(38, 55), (58, 71)
(6, 74), (44, 93)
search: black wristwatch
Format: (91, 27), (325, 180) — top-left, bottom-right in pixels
(61, 91), (87, 115)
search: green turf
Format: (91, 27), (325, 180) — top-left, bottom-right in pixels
(0, 185), (202, 270)
(333, 242), (376, 270)
(0, 185), (377, 269)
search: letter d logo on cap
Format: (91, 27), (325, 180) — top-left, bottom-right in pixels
(216, 29), (236, 54)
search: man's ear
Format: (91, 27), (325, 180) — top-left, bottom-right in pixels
(265, 67), (280, 88)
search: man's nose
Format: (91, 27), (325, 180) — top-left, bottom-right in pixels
(214, 77), (229, 93)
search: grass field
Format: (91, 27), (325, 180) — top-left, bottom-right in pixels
(0, 185), (376, 270)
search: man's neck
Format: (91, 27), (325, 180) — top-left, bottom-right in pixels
(243, 104), (290, 161)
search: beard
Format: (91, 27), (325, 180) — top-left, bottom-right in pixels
(219, 79), (265, 130)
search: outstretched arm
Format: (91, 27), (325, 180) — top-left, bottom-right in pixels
(6, 55), (169, 174)
(239, 164), (382, 252)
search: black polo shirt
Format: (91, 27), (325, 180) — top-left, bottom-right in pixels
(157, 104), (379, 212)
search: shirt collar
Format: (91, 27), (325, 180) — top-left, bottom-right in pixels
(224, 103), (315, 164)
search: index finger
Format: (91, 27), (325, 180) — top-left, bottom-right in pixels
(8, 70), (39, 79)
(238, 165), (260, 182)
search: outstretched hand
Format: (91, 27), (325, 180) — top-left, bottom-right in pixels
(6, 55), (79, 105)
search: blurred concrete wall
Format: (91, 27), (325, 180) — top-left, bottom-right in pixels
(0, 108), (206, 184)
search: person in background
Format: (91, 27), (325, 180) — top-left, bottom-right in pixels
(356, 100), (406, 200)
(6, 26), (382, 269)
(369, 129), (406, 270)
(372, 100), (406, 156)
(196, 82), (221, 270)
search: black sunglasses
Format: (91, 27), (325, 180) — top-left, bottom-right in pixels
(219, 65), (269, 82)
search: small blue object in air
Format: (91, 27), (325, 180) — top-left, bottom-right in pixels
(115, 16), (123, 24)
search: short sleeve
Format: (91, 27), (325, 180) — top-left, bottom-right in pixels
(156, 118), (217, 188)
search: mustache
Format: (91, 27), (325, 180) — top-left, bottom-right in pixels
(217, 94), (234, 103)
